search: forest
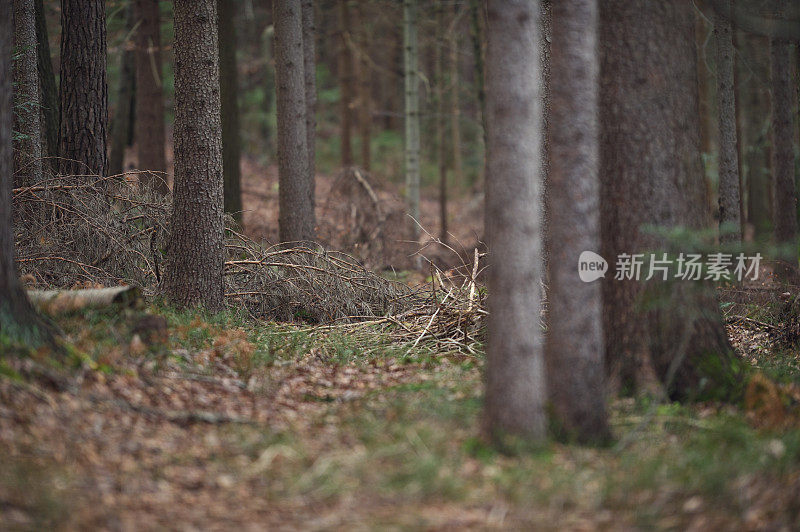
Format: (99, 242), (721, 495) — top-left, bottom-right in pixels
(1, 0), (800, 528)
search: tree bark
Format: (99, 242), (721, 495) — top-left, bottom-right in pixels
(1, 2), (53, 349)
(34, 0), (57, 168)
(468, 0), (486, 153)
(301, 0), (317, 206)
(218, 0), (243, 222)
(134, 0), (168, 194)
(483, 0), (546, 442)
(435, 3), (447, 242)
(12, 0), (43, 188)
(338, 0), (354, 167)
(58, 0), (108, 178)
(714, 1), (742, 242)
(353, 1), (371, 171)
(164, 0), (225, 311)
(108, 4), (136, 177)
(545, 0), (609, 444)
(403, 0), (420, 242)
(770, 37), (798, 254)
(600, 0), (738, 401)
(273, 0), (315, 243)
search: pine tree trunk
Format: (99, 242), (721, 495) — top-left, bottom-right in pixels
(218, 0), (243, 222)
(301, 0), (317, 202)
(403, 0), (420, 242)
(108, 4), (136, 177)
(449, 2), (463, 187)
(338, 0), (354, 167)
(545, 0), (609, 444)
(34, 0), (57, 168)
(274, 0), (315, 243)
(12, 0), (42, 188)
(58, 0), (108, 178)
(600, 0), (738, 401)
(483, 0), (546, 442)
(770, 37), (797, 255)
(164, 0), (225, 311)
(134, 0), (168, 194)
(1, 3), (52, 349)
(353, 2), (371, 171)
(468, 0), (486, 152)
(714, 1), (742, 242)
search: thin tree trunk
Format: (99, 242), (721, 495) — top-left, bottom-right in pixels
(164, 0), (225, 311)
(274, 0), (314, 243)
(715, 1), (742, 242)
(338, 0), (354, 167)
(403, 0), (420, 242)
(449, 2), (463, 187)
(108, 4), (136, 177)
(34, 0), (57, 168)
(354, 2), (371, 171)
(58, 0), (108, 178)
(600, 0), (738, 401)
(483, 0), (546, 442)
(134, 0), (168, 194)
(301, 0), (317, 206)
(468, 0), (486, 151)
(219, 0), (243, 222)
(545, 0), (609, 444)
(771, 37), (798, 258)
(13, 0), (42, 188)
(435, 4), (447, 242)
(0, 2), (53, 349)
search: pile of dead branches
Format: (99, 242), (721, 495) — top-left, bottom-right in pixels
(12, 173), (487, 348)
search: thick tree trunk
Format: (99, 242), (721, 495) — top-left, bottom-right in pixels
(338, 0), (354, 167)
(134, 0), (168, 194)
(58, 0), (108, 178)
(770, 37), (798, 255)
(0, 3), (52, 349)
(403, 0), (420, 242)
(218, 0), (243, 222)
(483, 0), (546, 442)
(164, 0), (225, 311)
(301, 0), (317, 205)
(545, 0), (609, 444)
(600, 0), (738, 401)
(714, 1), (742, 242)
(108, 4), (136, 177)
(34, 0), (57, 168)
(695, 12), (717, 218)
(449, 2), (463, 187)
(12, 0), (42, 188)
(274, 0), (315, 243)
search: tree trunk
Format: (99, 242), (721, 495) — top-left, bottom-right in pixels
(274, 0), (315, 243)
(740, 33), (772, 241)
(338, 0), (354, 167)
(545, 0), (609, 444)
(108, 4), (136, 177)
(34, 0), (57, 168)
(218, 0), (243, 222)
(164, 0), (225, 311)
(695, 11), (716, 219)
(449, 2), (463, 187)
(483, 0), (546, 442)
(134, 0), (168, 194)
(12, 0), (42, 188)
(0, 2), (53, 349)
(600, 0), (738, 401)
(403, 0), (420, 242)
(436, 3), (447, 242)
(301, 0), (317, 205)
(714, 1), (742, 242)
(771, 37), (797, 255)
(58, 0), (108, 178)
(468, 0), (486, 152)
(353, 2), (371, 171)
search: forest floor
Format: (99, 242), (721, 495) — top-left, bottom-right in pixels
(3, 158), (800, 529)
